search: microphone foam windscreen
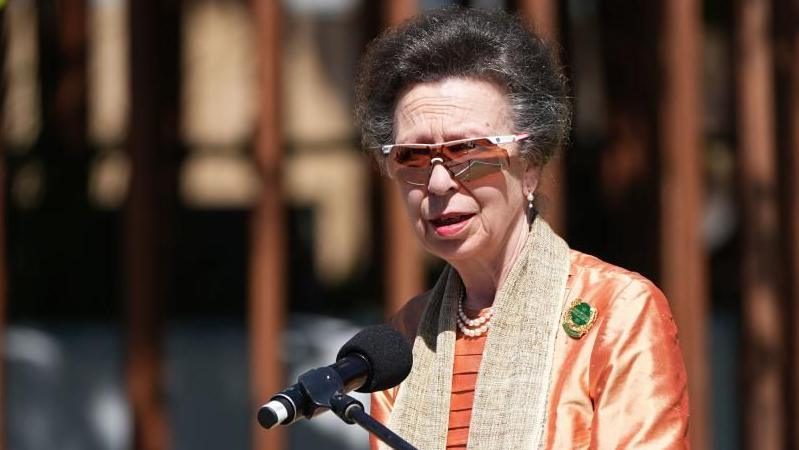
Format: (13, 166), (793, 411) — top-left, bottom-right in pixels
(336, 324), (413, 393)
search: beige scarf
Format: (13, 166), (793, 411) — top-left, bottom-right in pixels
(382, 218), (571, 450)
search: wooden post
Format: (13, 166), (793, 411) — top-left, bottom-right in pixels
(595, 1), (661, 281)
(385, 0), (417, 28)
(773, 0), (799, 446)
(790, 33), (799, 450)
(517, 0), (565, 236)
(383, 0), (423, 316)
(658, 1), (708, 449)
(126, 1), (181, 449)
(736, 0), (785, 448)
(0, 5), (7, 449)
(0, 134), (5, 450)
(518, 0), (557, 41)
(383, 182), (424, 316)
(250, 2), (286, 450)
(36, 0), (88, 154)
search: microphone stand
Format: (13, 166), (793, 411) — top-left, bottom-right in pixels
(286, 366), (418, 449)
(329, 393), (418, 450)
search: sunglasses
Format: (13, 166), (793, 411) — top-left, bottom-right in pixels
(378, 134), (530, 186)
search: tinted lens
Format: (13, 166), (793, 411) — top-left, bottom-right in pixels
(393, 165), (431, 185)
(388, 138), (509, 185)
(444, 139), (507, 182)
(450, 158), (505, 182)
(388, 145), (432, 185)
(392, 145), (430, 167)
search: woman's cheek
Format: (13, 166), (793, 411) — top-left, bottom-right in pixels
(401, 188), (426, 225)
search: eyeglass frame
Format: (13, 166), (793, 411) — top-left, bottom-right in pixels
(374, 133), (530, 185)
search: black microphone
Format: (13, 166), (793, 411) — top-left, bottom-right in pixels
(258, 324), (412, 429)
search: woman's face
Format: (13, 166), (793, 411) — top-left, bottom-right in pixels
(391, 77), (538, 266)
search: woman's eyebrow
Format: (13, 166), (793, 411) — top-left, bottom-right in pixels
(440, 129), (494, 142)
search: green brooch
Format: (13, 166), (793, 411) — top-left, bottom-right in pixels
(562, 299), (597, 339)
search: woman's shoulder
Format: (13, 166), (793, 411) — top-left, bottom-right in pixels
(567, 249), (678, 346)
(568, 249), (669, 312)
(569, 249), (658, 287)
(387, 291), (433, 341)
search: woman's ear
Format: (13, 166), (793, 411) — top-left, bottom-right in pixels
(523, 160), (541, 195)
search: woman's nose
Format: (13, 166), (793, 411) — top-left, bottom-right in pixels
(427, 162), (458, 195)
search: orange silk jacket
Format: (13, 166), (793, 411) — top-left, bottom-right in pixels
(371, 250), (690, 449)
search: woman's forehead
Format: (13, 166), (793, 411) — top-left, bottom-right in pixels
(393, 78), (512, 143)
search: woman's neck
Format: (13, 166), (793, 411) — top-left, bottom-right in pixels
(450, 215), (530, 310)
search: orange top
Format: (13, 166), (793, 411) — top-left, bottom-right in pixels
(370, 250), (690, 450)
(447, 311), (489, 449)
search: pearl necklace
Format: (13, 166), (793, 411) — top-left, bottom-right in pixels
(457, 297), (493, 337)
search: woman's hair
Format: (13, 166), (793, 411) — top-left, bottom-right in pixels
(354, 7), (572, 167)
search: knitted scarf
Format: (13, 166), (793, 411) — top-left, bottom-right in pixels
(382, 218), (571, 450)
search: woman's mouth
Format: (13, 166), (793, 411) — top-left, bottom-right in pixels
(429, 213), (475, 237)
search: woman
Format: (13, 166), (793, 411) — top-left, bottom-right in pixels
(355, 7), (688, 450)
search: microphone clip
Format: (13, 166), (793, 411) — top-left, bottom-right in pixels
(329, 392), (363, 425)
(293, 365), (418, 449)
(296, 366), (346, 418)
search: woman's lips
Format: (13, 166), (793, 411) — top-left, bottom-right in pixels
(429, 213), (475, 237)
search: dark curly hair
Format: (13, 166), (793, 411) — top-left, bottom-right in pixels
(354, 6), (571, 168)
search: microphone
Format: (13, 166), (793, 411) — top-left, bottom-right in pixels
(258, 324), (412, 429)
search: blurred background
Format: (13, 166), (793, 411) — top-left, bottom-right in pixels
(0, 0), (797, 449)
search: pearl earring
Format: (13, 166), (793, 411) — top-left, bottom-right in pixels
(526, 191), (536, 230)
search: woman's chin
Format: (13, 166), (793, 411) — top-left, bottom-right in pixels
(422, 230), (488, 264)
